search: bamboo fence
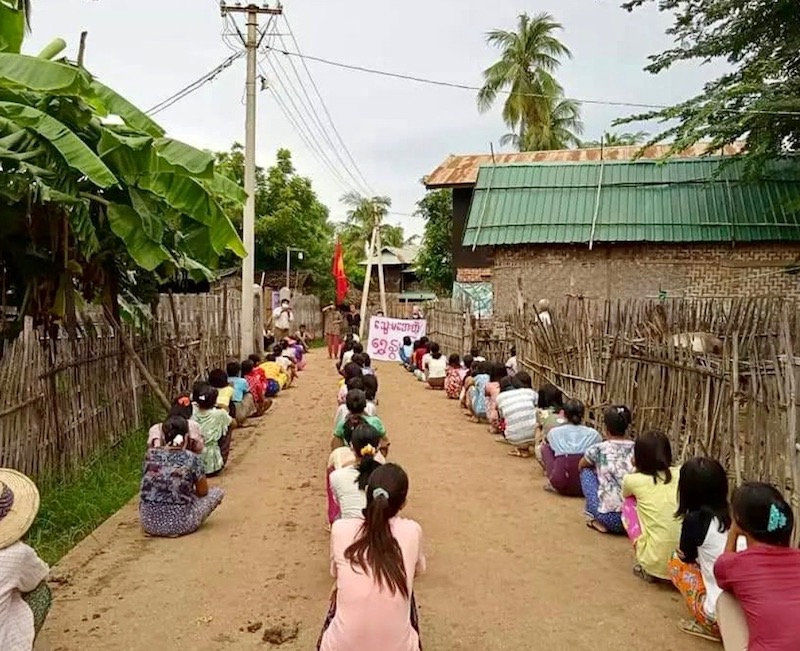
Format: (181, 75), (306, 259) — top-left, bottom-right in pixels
(498, 296), (800, 539)
(0, 290), (258, 480)
(424, 298), (474, 356)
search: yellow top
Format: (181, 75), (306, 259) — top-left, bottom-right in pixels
(215, 386), (234, 409)
(259, 362), (288, 388)
(622, 467), (681, 579)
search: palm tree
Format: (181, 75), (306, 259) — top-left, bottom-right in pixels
(581, 131), (649, 148)
(478, 12), (582, 151)
(501, 97), (583, 151)
(339, 192), (400, 260)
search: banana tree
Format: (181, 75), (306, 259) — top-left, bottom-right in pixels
(0, 14), (246, 333)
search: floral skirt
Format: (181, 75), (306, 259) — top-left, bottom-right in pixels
(140, 487), (225, 537)
(317, 590), (421, 650)
(668, 555), (719, 631)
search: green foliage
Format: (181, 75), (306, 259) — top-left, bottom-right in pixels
(478, 12), (583, 151)
(581, 131), (648, 148)
(414, 189), (454, 294)
(215, 145), (335, 296)
(0, 39), (245, 327)
(26, 429), (147, 565)
(618, 0), (800, 168)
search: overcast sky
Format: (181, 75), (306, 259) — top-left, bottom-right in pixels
(27, 0), (723, 238)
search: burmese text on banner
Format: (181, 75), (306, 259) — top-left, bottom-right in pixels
(366, 317), (427, 362)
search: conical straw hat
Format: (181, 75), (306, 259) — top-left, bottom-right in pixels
(0, 469), (40, 549)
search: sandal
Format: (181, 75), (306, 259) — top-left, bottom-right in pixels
(677, 619), (721, 643)
(586, 519), (608, 534)
(508, 448), (531, 458)
(632, 563), (655, 583)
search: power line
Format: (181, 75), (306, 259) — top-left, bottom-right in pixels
(146, 51), (244, 116)
(259, 56), (362, 195)
(267, 21), (373, 196)
(265, 46), (800, 119)
(282, 14), (375, 195)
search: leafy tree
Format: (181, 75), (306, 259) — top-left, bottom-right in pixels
(581, 131), (649, 148)
(414, 189), (454, 294)
(617, 0), (800, 169)
(215, 145), (334, 296)
(0, 12), (245, 331)
(478, 12), (583, 151)
(501, 97), (583, 151)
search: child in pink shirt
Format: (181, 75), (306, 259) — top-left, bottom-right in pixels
(318, 463), (425, 651)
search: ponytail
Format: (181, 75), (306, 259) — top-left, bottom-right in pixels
(350, 424), (383, 489)
(345, 464), (410, 598)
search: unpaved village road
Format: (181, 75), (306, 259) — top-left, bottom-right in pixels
(36, 358), (709, 651)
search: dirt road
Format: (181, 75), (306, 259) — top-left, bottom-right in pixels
(36, 358), (709, 651)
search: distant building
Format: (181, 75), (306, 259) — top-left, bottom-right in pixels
(359, 245), (433, 301)
(426, 144), (800, 318)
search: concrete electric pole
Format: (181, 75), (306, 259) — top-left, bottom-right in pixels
(220, 2), (282, 356)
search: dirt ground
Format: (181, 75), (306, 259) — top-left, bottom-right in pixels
(35, 357), (712, 651)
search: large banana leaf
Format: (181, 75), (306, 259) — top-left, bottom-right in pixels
(107, 203), (171, 271)
(154, 138), (214, 179)
(90, 80), (164, 138)
(0, 3), (23, 54)
(0, 53), (92, 94)
(0, 102), (117, 187)
(205, 171), (247, 205)
(127, 188), (164, 244)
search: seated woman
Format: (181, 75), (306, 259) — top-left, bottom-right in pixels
(226, 361), (256, 424)
(485, 362), (508, 433)
(274, 344), (298, 386)
(338, 362), (363, 404)
(318, 463), (425, 651)
(362, 374), (379, 411)
(467, 361), (491, 423)
(208, 368), (235, 414)
(496, 372), (538, 457)
(330, 423), (384, 520)
(399, 336), (413, 368)
(259, 353), (290, 390)
(139, 415), (224, 538)
(713, 483), (800, 651)
(191, 383), (233, 475)
(542, 399), (601, 496)
(0, 469), (51, 650)
(423, 342), (447, 390)
(147, 394), (205, 454)
(333, 378), (371, 430)
(621, 430), (681, 582)
(248, 354), (281, 398)
(668, 457), (730, 643)
(533, 384), (568, 466)
(579, 405), (634, 534)
(444, 354), (463, 400)
(332, 390), (387, 451)
(241, 359), (274, 416)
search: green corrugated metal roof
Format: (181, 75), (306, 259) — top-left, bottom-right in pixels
(462, 157), (800, 247)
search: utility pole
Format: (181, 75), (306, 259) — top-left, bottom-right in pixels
(220, 2), (282, 356)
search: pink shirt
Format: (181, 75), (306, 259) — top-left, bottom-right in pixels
(320, 517), (426, 651)
(147, 421), (205, 454)
(485, 381), (501, 422)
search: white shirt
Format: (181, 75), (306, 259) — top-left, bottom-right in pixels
(424, 355), (447, 379)
(506, 356), (518, 375)
(272, 306), (293, 330)
(697, 517), (728, 617)
(330, 466), (366, 519)
(0, 542), (49, 651)
(341, 351), (355, 367)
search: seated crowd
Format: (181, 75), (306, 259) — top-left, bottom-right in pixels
(397, 335), (800, 651)
(0, 328), (313, 649)
(319, 334), (424, 651)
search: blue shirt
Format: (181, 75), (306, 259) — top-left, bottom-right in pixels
(472, 374), (490, 416)
(229, 376), (250, 402)
(400, 345), (412, 363)
(548, 424), (602, 456)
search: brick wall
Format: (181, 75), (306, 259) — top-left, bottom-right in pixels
(456, 267), (493, 283)
(492, 242), (800, 318)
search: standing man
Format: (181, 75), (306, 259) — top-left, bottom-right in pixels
(272, 298), (294, 341)
(322, 304), (344, 360)
(348, 304), (361, 337)
(410, 305), (424, 320)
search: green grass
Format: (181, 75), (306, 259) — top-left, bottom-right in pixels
(26, 432), (145, 565)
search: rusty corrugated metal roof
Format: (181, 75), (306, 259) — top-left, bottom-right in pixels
(424, 143), (746, 189)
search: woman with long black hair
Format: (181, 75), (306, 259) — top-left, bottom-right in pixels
(318, 463), (425, 651)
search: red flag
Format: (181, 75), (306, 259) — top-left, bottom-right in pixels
(332, 239), (349, 304)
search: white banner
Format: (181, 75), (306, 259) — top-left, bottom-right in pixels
(366, 317), (427, 362)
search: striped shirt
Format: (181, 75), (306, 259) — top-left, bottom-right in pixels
(496, 388), (538, 444)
